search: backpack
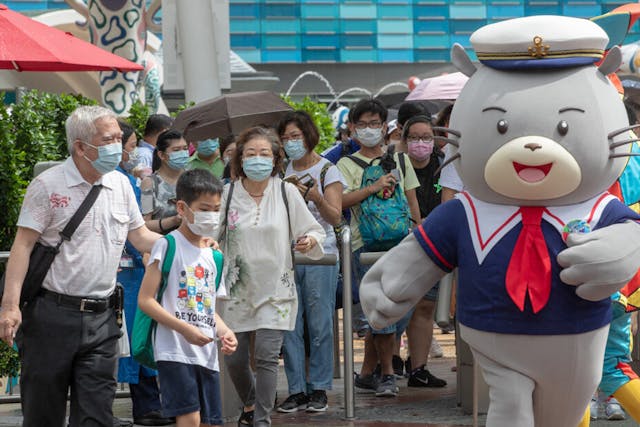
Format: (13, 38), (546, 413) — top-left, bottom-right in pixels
(131, 233), (224, 369)
(347, 151), (411, 252)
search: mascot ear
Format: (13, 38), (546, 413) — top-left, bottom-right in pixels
(451, 43), (477, 77)
(598, 46), (622, 76)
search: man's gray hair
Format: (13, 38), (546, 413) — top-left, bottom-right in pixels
(66, 106), (117, 155)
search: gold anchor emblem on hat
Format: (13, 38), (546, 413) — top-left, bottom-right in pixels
(528, 36), (550, 59)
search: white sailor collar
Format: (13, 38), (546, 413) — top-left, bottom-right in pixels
(455, 191), (617, 264)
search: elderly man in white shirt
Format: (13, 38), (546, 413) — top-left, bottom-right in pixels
(0, 106), (161, 427)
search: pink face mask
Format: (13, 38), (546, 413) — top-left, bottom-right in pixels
(408, 141), (434, 161)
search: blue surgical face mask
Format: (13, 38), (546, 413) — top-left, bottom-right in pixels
(197, 138), (220, 156)
(122, 147), (141, 172)
(284, 139), (307, 161)
(242, 156), (274, 181)
(167, 150), (189, 170)
(83, 141), (122, 175)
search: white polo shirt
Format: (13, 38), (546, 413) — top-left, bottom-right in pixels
(17, 157), (145, 298)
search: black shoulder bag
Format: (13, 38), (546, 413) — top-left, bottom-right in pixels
(0, 184), (103, 309)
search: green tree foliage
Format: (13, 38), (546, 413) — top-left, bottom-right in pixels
(126, 99), (151, 139)
(282, 96), (335, 154)
(0, 90), (97, 251)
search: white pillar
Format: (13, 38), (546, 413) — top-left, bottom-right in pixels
(176, 0), (221, 103)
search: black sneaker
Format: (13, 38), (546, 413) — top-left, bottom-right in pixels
(404, 356), (412, 377)
(354, 373), (378, 393)
(276, 392), (309, 413)
(392, 355), (404, 378)
(408, 365), (447, 388)
(306, 390), (328, 412)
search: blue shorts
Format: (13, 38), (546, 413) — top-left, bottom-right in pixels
(157, 361), (223, 425)
(424, 282), (440, 301)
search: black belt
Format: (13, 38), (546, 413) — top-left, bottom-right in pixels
(39, 289), (116, 313)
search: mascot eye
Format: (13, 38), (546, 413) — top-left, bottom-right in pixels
(497, 119), (508, 134)
(557, 120), (569, 136)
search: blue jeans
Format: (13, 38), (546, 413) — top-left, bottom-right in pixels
(283, 262), (339, 394)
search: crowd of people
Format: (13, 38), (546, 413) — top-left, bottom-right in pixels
(0, 93), (637, 427)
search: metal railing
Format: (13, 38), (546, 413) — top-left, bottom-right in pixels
(340, 226), (355, 419)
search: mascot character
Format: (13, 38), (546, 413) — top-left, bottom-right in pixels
(360, 15), (640, 427)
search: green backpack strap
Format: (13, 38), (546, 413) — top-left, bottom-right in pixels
(157, 234), (176, 303)
(212, 249), (224, 291)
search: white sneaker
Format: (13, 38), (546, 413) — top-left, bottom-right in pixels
(429, 338), (444, 358)
(589, 394), (598, 420)
(604, 397), (626, 420)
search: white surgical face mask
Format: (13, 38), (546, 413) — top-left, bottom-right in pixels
(356, 127), (383, 147)
(186, 207), (220, 237)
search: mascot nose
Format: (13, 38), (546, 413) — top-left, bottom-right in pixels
(524, 142), (543, 151)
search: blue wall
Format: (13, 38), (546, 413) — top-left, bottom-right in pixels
(230, 0), (640, 63)
(8, 0), (640, 64)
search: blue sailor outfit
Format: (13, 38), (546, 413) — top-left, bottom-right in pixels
(414, 192), (640, 335)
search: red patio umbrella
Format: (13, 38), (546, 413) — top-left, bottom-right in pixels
(0, 3), (142, 72)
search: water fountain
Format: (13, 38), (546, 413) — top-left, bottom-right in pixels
(327, 87), (372, 111)
(373, 81), (409, 98)
(285, 70), (337, 99)
(286, 71), (410, 112)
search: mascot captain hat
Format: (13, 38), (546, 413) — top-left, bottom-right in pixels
(470, 15), (609, 70)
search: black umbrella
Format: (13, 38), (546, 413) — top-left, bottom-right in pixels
(173, 91), (293, 141)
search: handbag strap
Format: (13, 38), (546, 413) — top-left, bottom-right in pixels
(58, 184), (103, 245)
(219, 181), (235, 243)
(281, 180), (295, 268)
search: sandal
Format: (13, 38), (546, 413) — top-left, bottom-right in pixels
(238, 409), (254, 426)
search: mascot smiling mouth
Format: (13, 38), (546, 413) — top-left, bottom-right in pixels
(513, 162), (553, 182)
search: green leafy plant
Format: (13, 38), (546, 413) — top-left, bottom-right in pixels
(171, 101), (195, 118)
(126, 99), (151, 139)
(0, 342), (20, 378)
(282, 96), (335, 154)
(0, 90), (97, 252)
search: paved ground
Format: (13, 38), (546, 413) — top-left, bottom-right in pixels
(0, 328), (637, 426)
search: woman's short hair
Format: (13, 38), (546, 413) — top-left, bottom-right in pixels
(276, 110), (320, 152)
(65, 106), (117, 155)
(152, 129), (184, 171)
(117, 120), (136, 147)
(232, 126), (283, 179)
(401, 115), (434, 141)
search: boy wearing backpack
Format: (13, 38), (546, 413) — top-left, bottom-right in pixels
(337, 98), (421, 397)
(138, 169), (237, 427)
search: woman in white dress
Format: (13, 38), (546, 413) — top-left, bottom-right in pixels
(217, 126), (325, 427)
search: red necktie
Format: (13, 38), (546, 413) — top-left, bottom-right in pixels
(505, 207), (551, 313)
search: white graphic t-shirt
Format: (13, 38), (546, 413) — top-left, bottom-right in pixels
(149, 230), (226, 371)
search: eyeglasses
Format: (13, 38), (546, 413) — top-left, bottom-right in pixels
(407, 136), (434, 144)
(354, 120), (383, 129)
(280, 132), (304, 142)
